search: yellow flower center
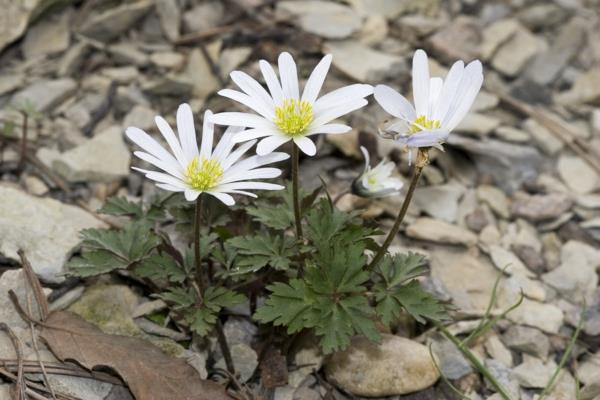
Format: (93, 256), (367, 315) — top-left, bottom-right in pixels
(274, 99), (313, 137)
(185, 157), (223, 191)
(408, 115), (441, 135)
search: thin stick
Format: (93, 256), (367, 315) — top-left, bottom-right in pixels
(291, 144), (303, 240)
(0, 323), (26, 400)
(193, 195), (206, 297)
(367, 149), (428, 269)
(18, 249), (49, 320)
(215, 320), (235, 375)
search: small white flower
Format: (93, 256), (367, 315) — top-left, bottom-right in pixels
(374, 49), (483, 151)
(211, 52), (373, 156)
(125, 103), (288, 205)
(353, 146), (404, 198)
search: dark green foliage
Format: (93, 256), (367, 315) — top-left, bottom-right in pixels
(228, 234), (296, 273)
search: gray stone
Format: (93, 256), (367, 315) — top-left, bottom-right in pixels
(577, 353), (600, 387)
(0, 0), (53, 52)
(11, 78), (77, 113)
(522, 118), (564, 155)
(22, 9), (70, 58)
(324, 335), (439, 397)
(492, 26), (545, 77)
(78, 1), (154, 42)
(0, 73), (24, 95)
(215, 343), (257, 383)
(150, 52), (185, 69)
(155, 0), (180, 42)
(430, 336), (472, 380)
(219, 47), (253, 77)
(489, 245), (534, 278)
(0, 186), (106, 283)
(37, 126), (130, 183)
(183, 1), (223, 33)
(323, 40), (405, 82)
(480, 19), (520, 61)
(478, 185), (510, 219)
(502, 325), (549, 359)
(412, 183), (465, 223)
(108, 43), (149, 67)
(182, 45), (220, 99)
(472, 90), (500, 112)
(427, 16), (481, 64)
(406, 217), (478, 246)
(513, 356), (557, 388)
(517, 3), (570, 30)
(223, 317), (258, 348)
(558, 155), (600, 194)
(289, 334), (323, 388)
(556, 69), (600, 105)
(500, 285), (564, 334)
(484, 334), (513, 367)
(494, 126), (530, 143)
(0, 270), (43, 330)
(58, 42), (92, 76)
(511, 192), (572, 222)
(456, 113), (501, 136)
(44, 375), (113, 400)
(484, 359), (521, 399)
(277, 1), (362, 39)
(123, 105), (156, 131)
(101, 66), (139, 84)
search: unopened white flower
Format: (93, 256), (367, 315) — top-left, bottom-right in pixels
(211, 52), (373, 156)
(353, 146), (403, 198)
(125, 103), (288, 205)
(374, 49), (483, 151)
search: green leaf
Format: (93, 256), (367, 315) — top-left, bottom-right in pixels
(373, 253), (447, 325)
(305, 199), (353, 244)
(67, 221), (161, 277)
(254, 280), (315, 334)
(160, 287), (195, 309)
(134, 253), (187, 283)
(246, 206), (294, 230)
(228, 234), (296, 274)
(187, 287), (245, 336)
(99, 197), (144, 218)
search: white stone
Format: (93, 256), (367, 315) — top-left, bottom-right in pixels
(407, 218), (478, 246)
(277, 1), (362, 39)
(489, 245), (534, 277)
(558, 155), (600, 194)
(513, 356), (556, 388)
(412, 183), (465, 223)
(492, 27), (546, 77)
(522, 118), (563, 155)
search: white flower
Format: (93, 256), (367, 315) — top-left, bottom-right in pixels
(353, 146), (404, 198)
(210, 52), (373, 156)
(125, 103), (288, 205)
(374, 49), (483, 150)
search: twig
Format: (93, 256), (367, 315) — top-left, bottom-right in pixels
(0, 367), (80, 400)
(18, 249), (49, 320)
(0, 323), (26, 400)
(0, 360), (124, 385)
(175, 25), (236, 45)
(215, 320), (236, 376)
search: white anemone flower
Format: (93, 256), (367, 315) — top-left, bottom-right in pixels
(374, 49), (483, 152)
(125, 103), (288, 205)
(210, 52), (373, 156)
(353, 146), (404, 198)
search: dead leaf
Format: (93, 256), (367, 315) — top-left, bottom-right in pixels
(260, 347), (288, 389)
(41, 311), (230, 400)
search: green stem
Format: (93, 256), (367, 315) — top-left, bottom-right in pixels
(367, 149), (428, 270)
(193, 195), (205, 297)
(435, 322), (513, 400)
(291, 144), (303, 240)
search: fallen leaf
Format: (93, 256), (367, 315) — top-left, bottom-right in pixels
(260, 347), (288, 389)
(41, 311), (230, 400)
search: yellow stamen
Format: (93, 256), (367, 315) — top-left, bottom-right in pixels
(408, 115), (441, 135)
(185, 157), (223, 191)
(274, 99), (313, 137)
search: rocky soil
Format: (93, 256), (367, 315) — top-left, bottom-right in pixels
(1, 0), (600, 399)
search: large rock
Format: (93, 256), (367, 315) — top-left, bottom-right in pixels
(11, 78), (76, 113)
(406, 217), (478, 246)
(37, 126), (131, 183)
(0, 186), (106, 283)
(277, 1), (362, 39)
(324, 335), (439, 397)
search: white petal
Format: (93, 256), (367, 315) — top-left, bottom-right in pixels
(220, 167), (282, 184)
(231, 127), (280, 143)
(412, 49), (430, 117)
(125, 127), (180, 167)
(184, 189), (201, 201)
(428, 77), (443, 118)
(145, 171), (188, 188)
(223, 190), (258, 198)
(218, 89), (273, 119)
(360, 146), (370, 171)
(155, 116), (187, 167)
(278, 52), (299, 99)
(133, 151), (185, 180)
(293, 137), (316, 156)
(311, 98), (368, 127)
(177, 103), (199, 161)
(211, 112), (273, 128)
(443, 60), (483, 131)
(226, 152), (290, 175)
(260, 60), (284, 105)
(221, 140), (257, 171)
(218, 181), (284, 191)
(206, 191), (235, 206)
(314, 84), (373, 114)
(402, 129), (449, 147)
(432, 60), (464, 122)
(256, 135), (290, 155)
(301, 54), (332, 104)
(200, 109), (214, 159)
(230, 71), (275, 118)
(373, 85), (416, 121)
(306, 124), (351, 136)
(156, 183), (185, 192)
(212, 126), (245, 162)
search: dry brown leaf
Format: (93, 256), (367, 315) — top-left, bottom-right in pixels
(41, 311), (231, 400)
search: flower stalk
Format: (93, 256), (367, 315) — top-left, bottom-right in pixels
(367, 148), (429, 269)
(291, 144), (303, 240)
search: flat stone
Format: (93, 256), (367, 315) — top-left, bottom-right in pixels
(558, 155), (600, 194)
(517, 3), (570, 30)
(543, 371), (577, 400)
(471, 90), (500, 112)
(501, 290), (564, 334)
(430, 249), (501, 315)
(123, 105), (156, 131)
(456, 113), (501, 136)
(37, 126), (130, 183)
(11, 78), (77, 112)
(215, 343), (258, 383)
(492, 26), (545, 77)
(427, 16), (481, 64)
(183, 45), (220, 99)
(78, 1), (154, 42)
(0, 270), (44, 330)
(0, 0), (49, 52)
(182, 1), (223, 33)
(412, 183), (465, 223)
(277, 1), (362, 39)
(155, 0), (180, 42)
(494, 126), (530, 143)
(289, 334), (323, 388)
(406, 217), (478, 246)
(477, 185), (510, 219)
(44, 376), (113, 400)
(489, 245), (534, 277)
(480, 19), (520, 60)
(485, 359), (521, 399)
(484, 334), (513, 367)
(219, 47), (253, 76)
(323, 40), (405, 82)
(513, 356), (556, 388)
(150, 51), (185, 69)
(577, 353), (600, 387)
(108, 43), (149, 67)
(502, 325), (549, 359)
(556, 69), (600, 105)
(0, 186), (105, 283)
(511, 192), (572, 222)
(430, 336), (472, 380)
(522, 118), (564, 155)
(22, 9), (71, 58)
(0, 73), (24, 96)
(324, 335), (439, 397)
